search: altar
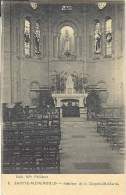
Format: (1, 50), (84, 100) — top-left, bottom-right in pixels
(52, 93), (85, 108)
(52, 75), (87, 117)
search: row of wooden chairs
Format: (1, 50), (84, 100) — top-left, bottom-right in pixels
(97, 115), (125, 153)
(2, 112), (61, 173)
(3, 146), (60, 173)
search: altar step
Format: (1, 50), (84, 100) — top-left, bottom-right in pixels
(61, 117), (86, 122)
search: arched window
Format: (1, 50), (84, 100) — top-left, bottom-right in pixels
(59, 26), (75, 57)
(24, 17), (31, 56)
(94, 20), (102, 54)
(105, 17), (112, 56)
(34, 21), (41, 55)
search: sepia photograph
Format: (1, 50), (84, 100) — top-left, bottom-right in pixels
(1, 0), (125, 174)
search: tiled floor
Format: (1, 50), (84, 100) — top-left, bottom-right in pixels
(60, 117), (124, 174)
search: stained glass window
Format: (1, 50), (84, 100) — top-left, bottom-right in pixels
(24, 17), (31, 56)
(34, 21), (41, 55)
(105, 18), (112, 56)
(94, 20), (102, 54)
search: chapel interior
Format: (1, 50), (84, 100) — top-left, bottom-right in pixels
(2, 0), (125, 174)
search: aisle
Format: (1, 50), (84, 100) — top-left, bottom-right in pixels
(60, 118), (123, 174)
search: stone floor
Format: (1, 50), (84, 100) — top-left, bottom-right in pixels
(60, 117), (124, 174)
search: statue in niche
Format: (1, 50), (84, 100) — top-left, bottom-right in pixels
(66, 75), (74, 94)
(60, 26), (75, 56)
(63, 29), (71, 53)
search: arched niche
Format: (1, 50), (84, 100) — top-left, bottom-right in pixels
(52, 21), (82, 59)
(59, 26), (75, 56)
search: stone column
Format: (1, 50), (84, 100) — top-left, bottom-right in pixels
(82, 7), (88, 76)
(53, 32), (58, 58)
(113, 4), (122, 106)
(2, 1), (13, 103)
(57, 33), (61, 57)
(75, 34), (80, 58)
